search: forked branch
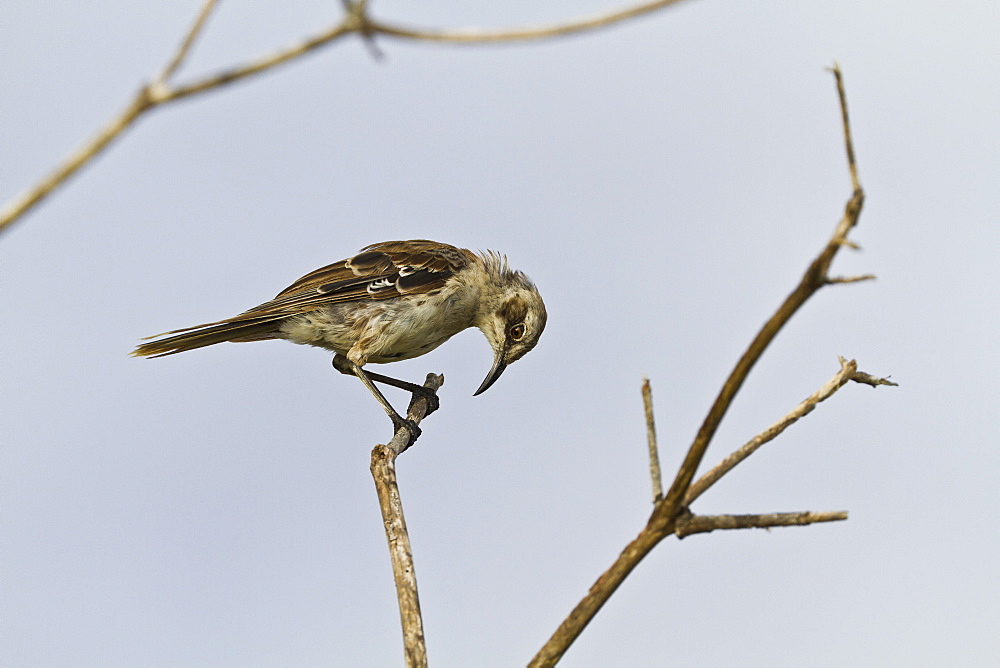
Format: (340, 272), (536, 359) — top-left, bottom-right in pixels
(528, 64), (883, 667)
(685, 356), (896, 505)
(0, 0), (691, 234)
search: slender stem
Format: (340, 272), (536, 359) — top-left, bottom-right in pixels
(675, 510), (848, 538)
(658, 65), (866, 517)
(157, 0), (220, 84)
(370, 0), (690, 44)
(829, 62), (860, 192)
(642, 377), (663, 502)
(527, 521), (667, 668)
(684, 358), (857, 506)
(370, 373), (442, 667)
(155, 21), (354, 104)
(530, 64), (868, 666)
(826, 274), (876, 285)
(371, 447), (427, 667)
(1, 1), (693, 234)
(0, 91), (153, 233)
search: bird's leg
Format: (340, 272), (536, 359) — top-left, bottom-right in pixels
(333, 356), (430, 439)
(332, 354), (440, 416)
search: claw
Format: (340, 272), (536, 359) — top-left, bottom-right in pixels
(391, 415), (422, 442)
(407, 386), (440, 416)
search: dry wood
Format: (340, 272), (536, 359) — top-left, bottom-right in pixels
(370, 373), (443, 668)
(642, 377), (664, 502)
(0, 1), (692, 234)
(529, 64), (882, 668)
(675, 510), (849, 539)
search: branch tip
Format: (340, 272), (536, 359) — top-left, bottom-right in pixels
(641, 377), (664, 503)
(675, 510), (849, 538)
(157, 0), (220, 84)
(851, 371), (898, 388)
(826, 273), (876, 285)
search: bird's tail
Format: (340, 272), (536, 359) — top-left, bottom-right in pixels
(131, 317), (282, 358)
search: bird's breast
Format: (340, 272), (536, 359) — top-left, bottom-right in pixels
(363, 289), (478, 363)
(278, 285), (479, 364)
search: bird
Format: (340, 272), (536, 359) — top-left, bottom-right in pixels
(132, 239), (547, 438)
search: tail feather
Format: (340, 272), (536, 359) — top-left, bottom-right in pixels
(132, 319), (282, 358)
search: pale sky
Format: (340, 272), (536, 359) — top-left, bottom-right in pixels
(3, 2), (998, 665)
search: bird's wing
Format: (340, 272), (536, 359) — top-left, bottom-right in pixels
(142, 240), (474, 339)
(260, 239), (474, 310)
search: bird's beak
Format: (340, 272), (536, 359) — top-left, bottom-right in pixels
(474, 351), (507, 396)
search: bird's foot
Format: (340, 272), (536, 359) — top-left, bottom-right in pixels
(406, 385), (440, 417)
(391, 414), (422, 443)
(332, 354), (355, 376)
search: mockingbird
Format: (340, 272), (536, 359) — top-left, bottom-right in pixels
(132, 239), (547, 437)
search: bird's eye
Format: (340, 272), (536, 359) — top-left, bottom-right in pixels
(509, 324), (526, 341)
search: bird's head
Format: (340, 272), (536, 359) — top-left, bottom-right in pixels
(473, 264), (547, 396)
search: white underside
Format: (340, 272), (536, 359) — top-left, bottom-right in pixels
(278, 282), (480, 365)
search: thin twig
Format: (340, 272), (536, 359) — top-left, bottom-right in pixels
(0, 92), (155, 234)
(157, 0), (219, 85)
(0, 1), (221, 233)
(685, 357), (858, 506)
(675, 510), (848, 538)
(0, 0), (691, 234)
(155, 20), (355, 104)
(685, 356), (901, 503)
(370, 373), (443, 668)
(529, 64), (869, 668)
(826, 274), (876, 285)
(828, 62), (860, 192)
(528, 523), (665, 668)
(653, 64), (865, 535)
(341, 0), (384, 60)
(851, 370), (898, 388)
(659, 65), (865, 514)
(642, 377), (663, 502)
(370, 0), (689, 44)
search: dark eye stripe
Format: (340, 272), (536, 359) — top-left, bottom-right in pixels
(499, 296), (529, 323)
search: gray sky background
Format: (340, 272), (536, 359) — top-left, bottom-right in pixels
(3, 2), (998, 665)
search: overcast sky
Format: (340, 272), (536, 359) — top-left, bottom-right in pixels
(3, 2), (998, 665)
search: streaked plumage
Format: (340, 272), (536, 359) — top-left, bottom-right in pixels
(133, 240), (547, 434)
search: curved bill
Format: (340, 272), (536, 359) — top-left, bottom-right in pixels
(473, 354), (507, 396)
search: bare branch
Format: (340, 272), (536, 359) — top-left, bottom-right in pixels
(156, 0), (219, 85)
(826, 274), (876, 285)
(154, 20), (355, 104)
(1, 1), (692, 234)
(828, 62), (860, 192)
(675, 510), (848, 538)
(530, 65), (869, 667)
(528, 523), (665, 668)
(341, 0), (384, 60)
(0, 92), (154, 234)
(851, 370), (898, 388)
(370, 0), (689, 44)
(642, 377), (664, 503)
(685, 357), (858, 506)
(656, 63), (865, 533)
(370, 372), (443, 668)
(0, 2), (225, 234)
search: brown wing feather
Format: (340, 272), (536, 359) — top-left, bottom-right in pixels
(257, 240), (474, 312)
(133, 240), (475, 357)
